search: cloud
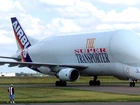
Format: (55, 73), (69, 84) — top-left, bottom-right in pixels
(46, 18), (81, 34)
(22, 15), (46, 37)
(102, 7), (140, 23)
(14, 1), (25, 13)
(54, 0), (96, 18)
(40, 0), (75, 6)
(0, 0), (14, 12)
(98, 0), (140, 5)
(23, 1), (140, 35)
(0, 30), (14, 45)
(59, 18), (82, 32)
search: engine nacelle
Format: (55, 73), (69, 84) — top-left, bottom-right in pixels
(57, 68), (80, 81)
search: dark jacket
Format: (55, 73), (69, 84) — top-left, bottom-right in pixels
(8, 86), (14, 95)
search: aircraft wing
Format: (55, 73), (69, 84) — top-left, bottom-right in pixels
(0, 61), (88, 70)
(0, 56), (21, 61)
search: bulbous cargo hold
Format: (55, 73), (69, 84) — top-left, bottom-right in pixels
(110, 29), (140, 64)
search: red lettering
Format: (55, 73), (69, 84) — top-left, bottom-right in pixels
(75, 48), (107, 53)
(93, 48), (99, 53)
(100, 48), (106, 52)
(87, 49), (93, 53)
(75, 49), (80, 53)
(80, 49), (83, 53)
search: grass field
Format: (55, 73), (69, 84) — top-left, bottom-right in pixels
(1, 87), (140, 103)
(0, 76), (139, 103)
(0, 76), (128, 84)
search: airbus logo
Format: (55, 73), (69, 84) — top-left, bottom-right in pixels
(12, 20), (31, 49)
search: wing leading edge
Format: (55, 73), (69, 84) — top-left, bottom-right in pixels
(0, 61), (88, 70)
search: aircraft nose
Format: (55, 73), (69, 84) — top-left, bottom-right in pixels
(124, 64), (140, 80)
(110, 29), (140, 64)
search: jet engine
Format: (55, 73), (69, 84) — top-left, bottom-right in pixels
(57, 68), (80, 81)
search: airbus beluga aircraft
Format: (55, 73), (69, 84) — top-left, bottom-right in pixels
(0, 17), (140, 87)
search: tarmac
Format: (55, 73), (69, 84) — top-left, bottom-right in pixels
(3, 83), (140, 95)
(1, 83), (140, 105)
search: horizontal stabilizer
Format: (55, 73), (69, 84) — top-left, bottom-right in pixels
(0, 56), (21, 61)
(8, 63), (19, 67)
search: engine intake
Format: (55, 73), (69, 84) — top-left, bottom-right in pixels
(57, 68), (80, 81)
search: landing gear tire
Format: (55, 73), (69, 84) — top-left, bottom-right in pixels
(55, 80), (67, 86)
(89, 80), (100, 86)
(96, 80), (101, 86)
(129, 82), (135, 87)
(89, 76), (100, 86)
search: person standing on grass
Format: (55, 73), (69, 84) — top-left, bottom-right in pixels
(8, 84), (15, 104)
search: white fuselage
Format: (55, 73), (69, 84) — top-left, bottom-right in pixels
(27, 29), (140, 80)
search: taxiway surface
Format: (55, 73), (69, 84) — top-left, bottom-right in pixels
(1, 83), (140, 94)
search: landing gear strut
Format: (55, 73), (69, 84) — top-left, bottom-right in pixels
(89, 76), (101, 86)
(55, 80), (67, 86)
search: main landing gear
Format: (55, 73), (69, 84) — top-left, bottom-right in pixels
(129, 79), (137, 87)
(89, 76), (101, 86)
(55, 80), (67, 86)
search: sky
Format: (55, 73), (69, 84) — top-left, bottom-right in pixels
(0, 0), (140, 73)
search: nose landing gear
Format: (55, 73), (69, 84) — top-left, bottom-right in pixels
(129, 79), (137, 87)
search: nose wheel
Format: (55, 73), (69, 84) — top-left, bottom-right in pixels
(129, 79), (137, 87)
(129, 82), (135, 87)
(89, 76), (101, 86)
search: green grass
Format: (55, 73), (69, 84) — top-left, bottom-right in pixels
(0, 76), (128, 84)
(0, 76), (139, 103)
(1, 87), (140, 103)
